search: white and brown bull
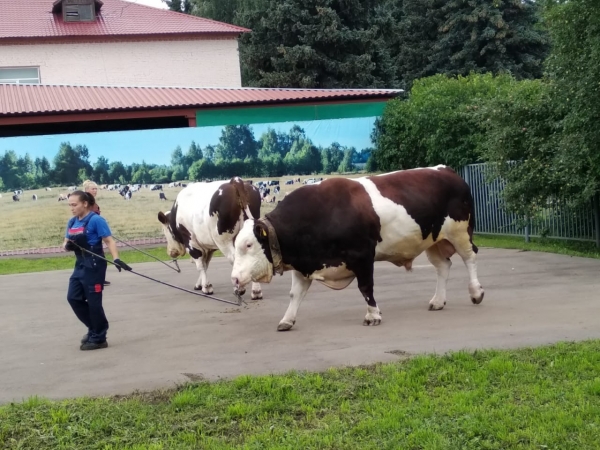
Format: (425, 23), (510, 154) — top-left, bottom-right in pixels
(158, 177), (264, 300)
(231, 165), (485, 331)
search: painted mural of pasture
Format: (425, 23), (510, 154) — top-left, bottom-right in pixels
(0, 172), (370, 252)
(0, 113), (379, 252)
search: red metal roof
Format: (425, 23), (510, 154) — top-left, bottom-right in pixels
(0, 0), (249, 40)
(0, 84), (402, 116)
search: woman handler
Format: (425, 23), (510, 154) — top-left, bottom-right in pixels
(63, 190), (132, 351)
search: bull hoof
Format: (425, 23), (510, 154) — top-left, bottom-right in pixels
(362, 317), (382, 326)
(469, 282), (484, 305)
(251, 290), (263, 300)
(428, 300), (446, 311)
(277, 321), (294, 331)
(471, 291), (484, 305)
(363, 307), (382, 326)
(234, 287), (246, 297)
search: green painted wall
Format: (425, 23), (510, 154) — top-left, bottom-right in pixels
(195, 101), (388, 127)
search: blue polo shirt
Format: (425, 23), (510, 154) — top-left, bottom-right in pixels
(65, 212), (112, 247)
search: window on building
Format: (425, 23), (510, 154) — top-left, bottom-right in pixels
(63, 0), (96, 22)
(0, 67), (41, 84)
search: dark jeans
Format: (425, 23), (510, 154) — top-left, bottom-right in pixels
(67, 256), (108, 343)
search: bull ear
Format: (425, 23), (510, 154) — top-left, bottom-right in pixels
(254, 221), (269, 243)
(158, 211), (168, 224)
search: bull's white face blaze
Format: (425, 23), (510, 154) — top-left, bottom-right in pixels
(159, 211), (186, 258)
(231, 220), (272, 287)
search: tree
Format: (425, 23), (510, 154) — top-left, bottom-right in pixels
(258, 128), (291, 158)
(132, 162), (153, 184)
(162, 0), (195, 13)
(188, 0), (239, 23)
(541, 0), (600, 203)
(109, 161), (127, 184)
(482, 0), (600, 213)
(321, 147), (334, 174)
(203, 145), (216, 161)
(365, 155), (377, 172)
(93, 156), (110, 184)
(215, 125), (258, 161)
(323, 142), (345, 173)
(337, 148), (356, 173)
(185, 141), (203, 166)
(429, 0), (549, 81)
(52, 143), (92, 186)
(188, 158), (216, 181)
(479, 78), (562, 216)
(170, 145), (186, 181)
(284, 140), (320, 174)
(236, 0), (397, 88)
(372, 73), (514, 171)
(33, 157), (52, 187)
(0, 176), (4, 191)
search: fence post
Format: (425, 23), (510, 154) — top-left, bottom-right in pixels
(524, 215), (530, 243)
(594, 193), (600, 249)
(463, 165), (471, 187)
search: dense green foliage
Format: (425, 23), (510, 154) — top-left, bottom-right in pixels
(169, 0), (548, 89)
(372, 73), (514, 171)
(370, 0), (600, 215)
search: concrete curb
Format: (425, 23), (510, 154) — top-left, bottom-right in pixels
(0, 237), (166, 257)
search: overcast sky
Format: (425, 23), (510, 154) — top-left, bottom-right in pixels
(124, 0), (168, 9)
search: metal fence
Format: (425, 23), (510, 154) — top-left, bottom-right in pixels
(460, 163), (600, 246)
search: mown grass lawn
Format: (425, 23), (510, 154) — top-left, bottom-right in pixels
(1, 340), (599, 450)
(0, 246), (191, 275)
(474, 234), (600, 259)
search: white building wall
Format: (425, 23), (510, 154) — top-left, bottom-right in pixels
(0, 38), (242, 87)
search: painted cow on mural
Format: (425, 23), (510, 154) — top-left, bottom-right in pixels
(158, 177), (264, 299)
(230, 165), (485, 331)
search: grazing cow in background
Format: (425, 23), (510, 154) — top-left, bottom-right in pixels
(157, 177), (263, 300)
(124, 191), (132, 200)
(32, 194), (37, 201)
(159, 192), (167, 201)
(68, 186), (77, 192)
(45, 187), (52, 191)
(14, 189), (23, 195)
(231, 165), (485, 331)
(58, 194), (68, 201)
(12, 195), (20, 202)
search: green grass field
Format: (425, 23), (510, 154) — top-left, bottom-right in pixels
(0, 185), (183, 252)
(1, 340), (599, 449)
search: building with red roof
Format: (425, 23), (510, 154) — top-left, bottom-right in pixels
(0, 0), (249, 88)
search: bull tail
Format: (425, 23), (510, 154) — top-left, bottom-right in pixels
(230, 177), (253, 220)
(466, 189), (478, 254)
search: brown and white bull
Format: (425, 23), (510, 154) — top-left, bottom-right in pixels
(158, 177), (264, 299)
(231, 165), (485, 330)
